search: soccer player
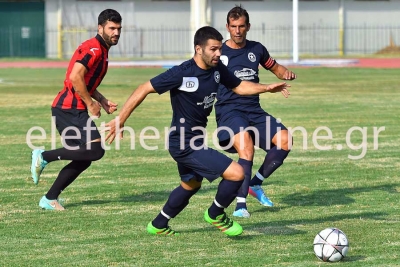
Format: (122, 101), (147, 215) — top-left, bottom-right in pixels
(30, 9), (122, 210)
(215, 5), (297, 218)
(105, 26), (291, 236)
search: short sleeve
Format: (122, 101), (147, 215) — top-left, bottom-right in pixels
(259, 44), (276, 70)
(75, 44), (100, 71)
(150, 66), (183, 95)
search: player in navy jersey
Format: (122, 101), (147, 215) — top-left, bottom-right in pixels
(105, 26), (291, 236)
(30, 9), (122, 210)
(215, 5), (297, 218)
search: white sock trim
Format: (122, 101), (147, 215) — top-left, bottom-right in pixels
(160, 210), (171, 219)
(214, 198), (226, 208)
(256, 172), (265, 181)
(236, 197), (246, 203)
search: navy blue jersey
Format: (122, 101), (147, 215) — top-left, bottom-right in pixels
(150, 58), (241, 146)
(215, 40), (276, 111)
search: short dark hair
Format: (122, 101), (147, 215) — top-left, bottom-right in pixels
(98, 9), (122, 26)
(227, 5), (250, 25)
(194, 26), (223, 48)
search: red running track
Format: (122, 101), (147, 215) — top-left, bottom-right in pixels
(0, 58), (399, 68)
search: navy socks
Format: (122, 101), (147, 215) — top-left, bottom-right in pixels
(250, 146), (289, 186)
(235, 158), (253, 210)
(152, 185), (199, 229)
(208, 179), (243, 219)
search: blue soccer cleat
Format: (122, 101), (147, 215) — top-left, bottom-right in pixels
(232, 208), (251, 218)
(31, 149), (47, 184)
(39, 196), (65, 211)
(248, 185), (274, 207)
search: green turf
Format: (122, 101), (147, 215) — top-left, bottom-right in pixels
(0, 67), (399, 266)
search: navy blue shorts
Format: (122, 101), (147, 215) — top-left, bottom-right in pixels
(52, 107), (101, 147)
(216, 108), (287, 153)
(169, 145), (233, 183)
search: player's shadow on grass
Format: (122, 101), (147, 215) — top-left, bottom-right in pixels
(169, 211), (387, 238)
(249, 205), (287, 215)
(280, 183), (399, 207)
(246, 211), (387, 235)
(178, 226), (258, 240)
(118, 185), (221, 203)
(65, 191), (173, 207)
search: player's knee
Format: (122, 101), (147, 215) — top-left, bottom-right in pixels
(237, 146), (254, 160)
(273, 130), (292, 151)
(233, 132), (254, 160)
(222, 161), (244, 182)
(88, 142), (105, 161)
(93, 148), (105, 161)
(181, 179), (202, 191)
(190, 186), (201, 194)
(92, 147), (105, 161)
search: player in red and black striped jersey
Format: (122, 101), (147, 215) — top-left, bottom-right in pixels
(214, 5), (297, 218)
(30, 9), (122, 211)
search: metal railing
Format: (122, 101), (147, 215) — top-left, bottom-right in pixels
(1, 25), (399, 58)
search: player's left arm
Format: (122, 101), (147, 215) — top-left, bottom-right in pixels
(233, 80), (291, 98)
(92, 90), (118, 114)
(219, 60), (291, 97)
(269, 62), (297, 81)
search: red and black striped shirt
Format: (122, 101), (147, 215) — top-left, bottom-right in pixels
(52, 34), (109, 110)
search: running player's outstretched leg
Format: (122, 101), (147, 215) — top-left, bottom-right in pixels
(38, 142), (105, 211)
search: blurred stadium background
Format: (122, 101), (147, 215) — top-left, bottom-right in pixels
(0, 0), (399, 60)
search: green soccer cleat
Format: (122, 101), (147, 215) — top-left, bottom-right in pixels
(146, 222), (179, 236)
(31, 149), (48, 184)
(204, 209), (243, 236)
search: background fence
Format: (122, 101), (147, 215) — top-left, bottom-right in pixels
(1, 24), (399, 58)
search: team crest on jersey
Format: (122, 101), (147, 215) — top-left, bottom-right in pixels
(214, 71), (220, 83)
(248, 52), (256, 62)
(220, 55), (229, 66)
(178, 77), (199, 92)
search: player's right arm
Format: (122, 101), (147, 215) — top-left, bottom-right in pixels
(117, 81), (156, 125)
(69, 62), (101, 117)
(105, 81), (156, 144)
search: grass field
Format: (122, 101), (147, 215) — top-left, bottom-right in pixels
(0, 66), (399, 267)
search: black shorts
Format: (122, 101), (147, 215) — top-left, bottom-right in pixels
(169, 145), (233, 182)
(216, 108), (287, 153)
(52, 107), (101, 147)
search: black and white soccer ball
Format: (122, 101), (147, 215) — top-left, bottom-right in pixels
(313, 228), (349, 262)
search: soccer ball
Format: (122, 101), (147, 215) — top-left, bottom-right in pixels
(313, 228), (349, 262)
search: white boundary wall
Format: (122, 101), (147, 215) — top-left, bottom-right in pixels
(44, 0), (400, 58)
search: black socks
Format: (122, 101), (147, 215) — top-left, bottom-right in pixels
(152, 185), (199, 229)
